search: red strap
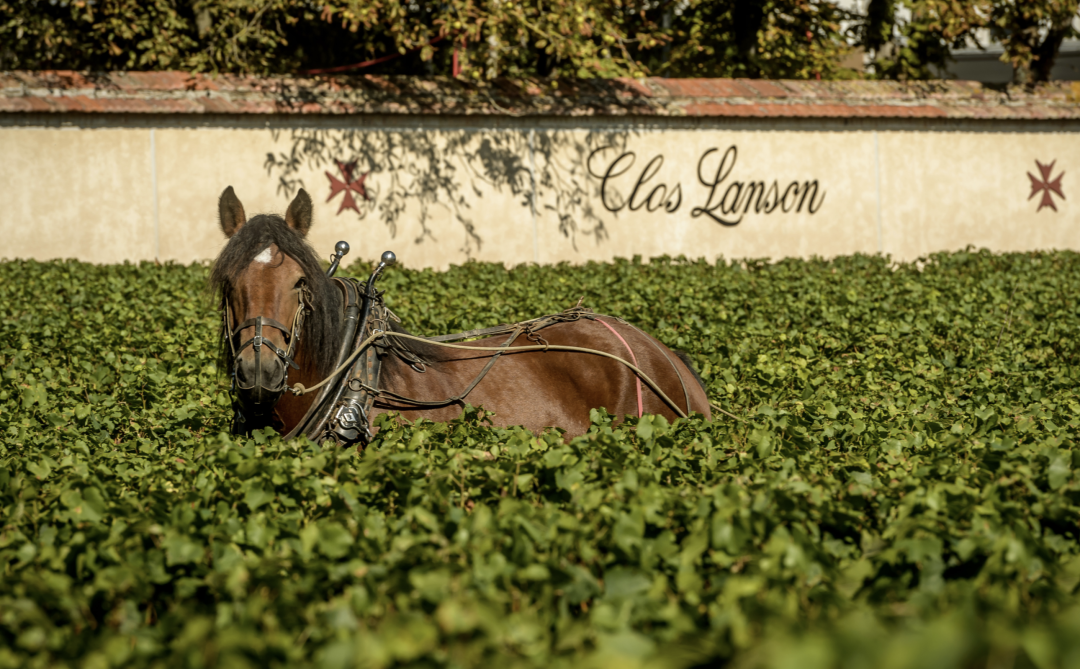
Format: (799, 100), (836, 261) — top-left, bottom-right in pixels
(596, 319), (644, 418)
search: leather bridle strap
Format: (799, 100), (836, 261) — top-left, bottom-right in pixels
(231, 316), (300, 369)
(223, 294), (305, 395)
(231, 315), (294, 339)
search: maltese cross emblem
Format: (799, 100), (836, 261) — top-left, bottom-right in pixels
(1028, 160), (1065, 212)
(326, 160), (370, 215)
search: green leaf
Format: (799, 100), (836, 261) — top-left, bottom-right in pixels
(1048, 453), (1071, 490)
(317, 521), (354, 559)
(518, 564), (551, 581)
(750, 429), (773, 458)
(164, 533), (204, 566)
(244, 484), (274, 511)
(603, 567), (651, 601)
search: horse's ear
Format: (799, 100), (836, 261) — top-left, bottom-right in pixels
(218, 186), (247, 238)
(285, 189), (314, 237)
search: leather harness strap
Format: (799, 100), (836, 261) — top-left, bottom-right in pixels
(622, 322), (693, 418)
(421, 307), (595, 343)
(364, 325), (523, 408)
(595, 318), (644, 418)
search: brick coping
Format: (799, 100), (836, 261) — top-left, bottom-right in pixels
(1, 71), (1078, 120)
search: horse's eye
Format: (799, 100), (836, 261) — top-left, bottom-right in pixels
(295, 278), (306, 289)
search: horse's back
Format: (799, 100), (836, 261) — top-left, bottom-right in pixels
(565, 318), (712, 421)
(376, 317), (710, 434)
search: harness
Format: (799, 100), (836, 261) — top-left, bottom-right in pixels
(226, 244), (697, 447)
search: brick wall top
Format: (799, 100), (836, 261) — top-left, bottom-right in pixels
(1, 70), (1078, 120)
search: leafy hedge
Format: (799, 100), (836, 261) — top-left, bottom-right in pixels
(3, 250), (1080, 668)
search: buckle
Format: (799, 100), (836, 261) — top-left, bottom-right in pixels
(330, 399), (371, 445)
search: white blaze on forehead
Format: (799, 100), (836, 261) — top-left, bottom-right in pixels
(253, 246), (274, 264)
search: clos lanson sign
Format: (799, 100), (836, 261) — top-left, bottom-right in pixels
(587, 145), (826, 226)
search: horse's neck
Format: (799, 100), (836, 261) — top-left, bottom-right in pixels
(375, 351), (418, 396)
(272, 342), (326, 433)
(368, 335), (494, 430)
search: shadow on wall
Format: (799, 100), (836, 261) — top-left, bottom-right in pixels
(262, 125), (638, 258)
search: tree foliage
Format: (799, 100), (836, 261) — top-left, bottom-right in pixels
(654, 0), (854, 80)
(865, 0), (1080, 84)
(992, 0), (1080, 84)
(0, 1), (1076, 83)
(0, 1), (669, 78)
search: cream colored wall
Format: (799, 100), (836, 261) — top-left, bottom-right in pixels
(1, 127), (157, 264)
(878, 131), (1080, 258)
(0, 120), (1075, 267)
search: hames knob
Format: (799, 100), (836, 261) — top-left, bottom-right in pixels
(367, 250), (397, 289)
(326, 240), (351, 277)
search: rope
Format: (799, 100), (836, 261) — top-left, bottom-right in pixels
(709, 402), (746, 423)
(291, 330), (386, 395)
(289, 330), (690, 419)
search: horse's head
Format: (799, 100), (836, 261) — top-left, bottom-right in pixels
(209, 187), (341, 426)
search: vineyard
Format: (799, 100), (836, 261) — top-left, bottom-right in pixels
(3, 250), (1080, 668)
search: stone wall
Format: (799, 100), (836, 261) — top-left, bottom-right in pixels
(2, 72), (1077, 268)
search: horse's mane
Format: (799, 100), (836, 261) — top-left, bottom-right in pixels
(208, 214), (342, 378)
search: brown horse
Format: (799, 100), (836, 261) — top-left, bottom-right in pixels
(210, 187), (711, 440)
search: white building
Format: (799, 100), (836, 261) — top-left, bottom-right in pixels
(834, 0), (1080, 82)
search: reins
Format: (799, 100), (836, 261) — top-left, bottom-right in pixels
(288, 327), (691, 420)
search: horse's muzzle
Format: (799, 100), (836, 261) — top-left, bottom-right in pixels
(235, 354), (287, 405)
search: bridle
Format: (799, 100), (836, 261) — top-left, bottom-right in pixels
(223, 285), (308, 408)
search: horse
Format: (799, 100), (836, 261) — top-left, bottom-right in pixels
(209, 186), (712, 441)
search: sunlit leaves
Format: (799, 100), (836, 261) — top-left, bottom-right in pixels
(4, 250), (1080, 666)
(866, 0), (1079, 83)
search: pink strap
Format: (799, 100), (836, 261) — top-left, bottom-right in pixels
(596, 318), (644, 418)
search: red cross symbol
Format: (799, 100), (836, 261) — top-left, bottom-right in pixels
(1028, 160), (1065, 212)
(326, 160), (370, 215)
